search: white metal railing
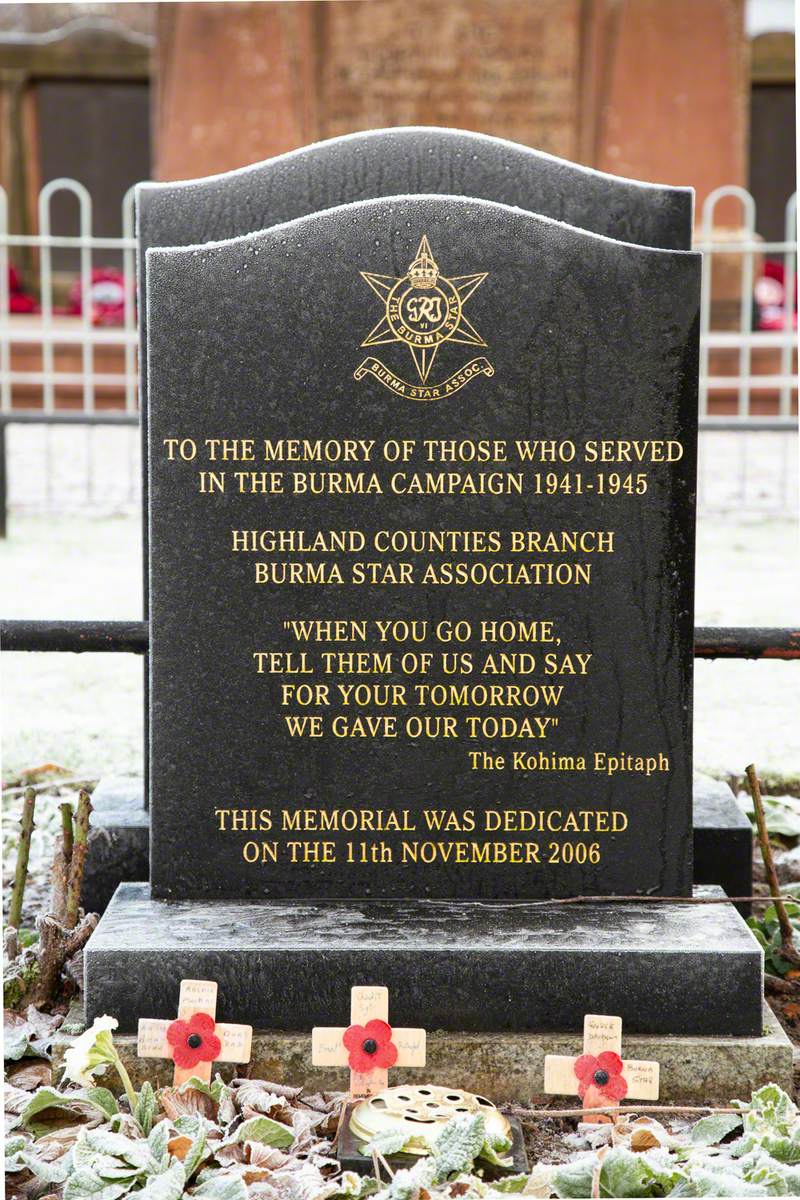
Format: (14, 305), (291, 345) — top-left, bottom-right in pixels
(695, 187), (797, 422)
(0, 180), (138, 414)
(0, 180), (797, 422)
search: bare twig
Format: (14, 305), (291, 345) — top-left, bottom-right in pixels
(509, 1104), (740, 1118)
(746, 762), (800, 966)
(8, 788), (36, 929)
(4, 923), (19, 961)
(376, 1151), (395, 1179)
(333, 1098), (349, 1150)
(60, 803), (74, 863)
(31, 910), (98, 1006)
(49, 803), (75, 922)
(407, 893), (783, 907)
(765, 974), (800, 996)
(3, 777), (96, 800)
(65, 789), (93, 929)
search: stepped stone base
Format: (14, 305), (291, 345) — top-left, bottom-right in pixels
(82, 777), (149, 914)
(80, 773), (753, 915)
(54, 1000), (791, 1105)
(692, 774), (753, 915)
(85, 883), (763, 1037)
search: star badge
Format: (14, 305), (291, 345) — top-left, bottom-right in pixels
(359, 235), (488, 384)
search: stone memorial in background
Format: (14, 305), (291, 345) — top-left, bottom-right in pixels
(85, 182), (762, 1041)
(84, 129), (750, 912)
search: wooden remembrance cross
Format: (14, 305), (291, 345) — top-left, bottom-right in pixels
(544, 1015), (660, 1123)
(312, 986), (426, 1096)
(137, 979), (253, 1085)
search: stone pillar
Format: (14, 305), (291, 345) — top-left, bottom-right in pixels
(579, 0), (748, 214)
(153, 0), (583, 181)
(154, 2), (320, 180)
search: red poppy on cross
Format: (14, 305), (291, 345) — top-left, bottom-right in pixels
(544, 1014), (660, 1123)
(312, 986), (426, 1097)
(137, 979), (253, 1086)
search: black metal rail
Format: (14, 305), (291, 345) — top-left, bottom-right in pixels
(2, 620), (799, 660)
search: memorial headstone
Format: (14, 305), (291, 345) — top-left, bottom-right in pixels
(92, 131), (764, 915)
(86, 190), (761, 1041)
(145, 197), (696, 901)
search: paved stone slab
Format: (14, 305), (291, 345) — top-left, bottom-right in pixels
(54, 999), (790, 1105)
(85, 884), (762, 1036)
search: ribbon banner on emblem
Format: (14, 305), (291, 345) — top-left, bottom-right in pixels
(354, 355), (494, 402)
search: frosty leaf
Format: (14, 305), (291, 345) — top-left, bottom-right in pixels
(148, 1118), (171, 1165)
(333, 1171), (379, 1198)
(5, 1023), (34, 1061)
(177, 1119), (210, 1180)
(235, 1116), (294, 1149)
(375, 1164), (431, 1200)
(20, 1150), (71, 1185)
(193, 1173), (249, 1200)
(85, 1088), (120, 1120)
(21, 1086), (75, 1129)
(685, 1164), (766, 1196)
(135, 1082), (157, 1136)
(739, 1084), (797, 1135)
(361, 1129), (411, 1156)
(488, 1174), (528, 1192)
(179, 1076), (230, 1104)
(691, 1114), (743, 1147)
(21, 1085), (118, 1134)
(83, 1127), (151, 1168)
(233, 1083), (291, 1117)
(597, 1147), (659, 1197)
(63, 1168), (129, 1200)
(428, 1114), (487, 1182)
(137, 1159), (186, 1200)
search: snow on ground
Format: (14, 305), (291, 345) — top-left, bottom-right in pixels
(1, 424), (798, 781)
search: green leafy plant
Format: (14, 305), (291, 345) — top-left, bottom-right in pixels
(738, 790), (800, 838)
(550, 1084), (800, 1197)
(747, 899), (800, 976)
(364, 1111), (514, 1181)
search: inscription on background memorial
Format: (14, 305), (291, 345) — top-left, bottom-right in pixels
(147, 195), (699, 900)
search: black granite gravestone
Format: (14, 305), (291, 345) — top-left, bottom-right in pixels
(145, 195), (697, 901)
(87, 131), (755, 914)
(86, 194), (763, 1036)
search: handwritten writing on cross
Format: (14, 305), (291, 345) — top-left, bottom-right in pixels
(544, 1014), (660, 1123)
(312, 985), (426, 1096)
(137, 979), (253, 1086)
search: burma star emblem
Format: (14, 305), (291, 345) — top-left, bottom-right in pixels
(358, 235), (490, 389)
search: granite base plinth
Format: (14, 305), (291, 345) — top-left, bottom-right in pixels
(85, 883), (763, 1037)
(692, 774), (753, 916)
(82, 777), (149, 914)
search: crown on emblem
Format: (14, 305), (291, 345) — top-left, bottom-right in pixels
(407, 236), (439, 289)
